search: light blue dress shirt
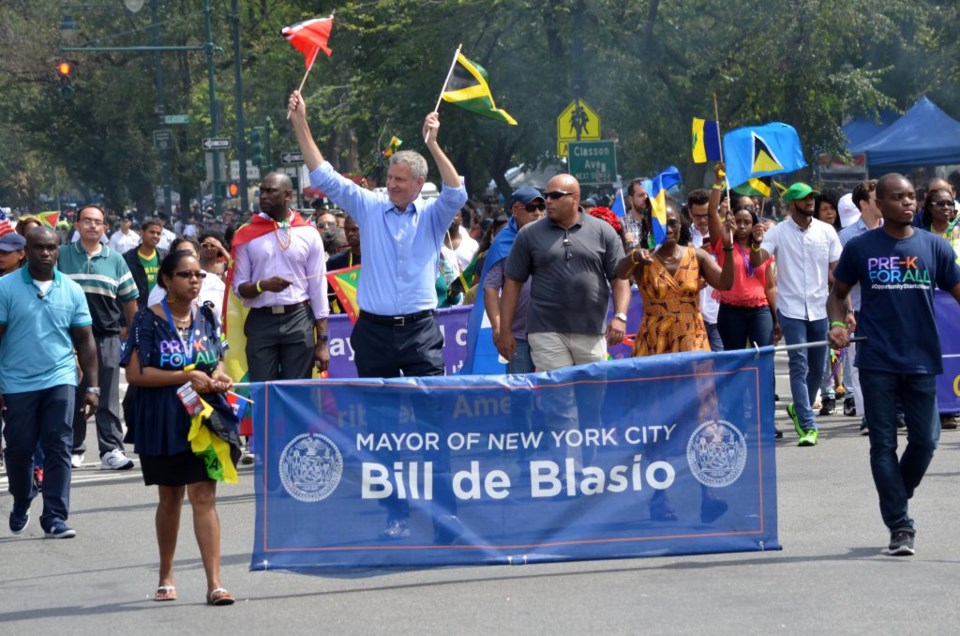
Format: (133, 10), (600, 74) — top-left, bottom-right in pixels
(309, 162), (467, 315)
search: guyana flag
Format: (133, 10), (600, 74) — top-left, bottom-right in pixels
(441, 52), (517, 125)
(327, 264), (361, 323)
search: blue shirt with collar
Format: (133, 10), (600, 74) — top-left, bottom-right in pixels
(0, 267), (92, 393)
(309, 162), (468, 315)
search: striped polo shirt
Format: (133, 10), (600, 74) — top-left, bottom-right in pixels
(58, 241), (139, 335)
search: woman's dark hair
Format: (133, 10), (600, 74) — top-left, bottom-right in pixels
(921, 188), (953, 228)
(198, 230), (224, 247)
(815, 189), (842, 230)
(730, 195), (760, 227)
(171, 235), (201, 256)
(665, 199), (692, 246)
(157, 250), (199, 289)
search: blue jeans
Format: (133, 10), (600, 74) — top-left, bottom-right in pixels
(704, 322), (724, 352)
(778, 313), (828, 431)
(717, 304), (774, 349)
(860, 371), (939, 530)
(506, 339), (535, 374)
(2, 385), (75, 530)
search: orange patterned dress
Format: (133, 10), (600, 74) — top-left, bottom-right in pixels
(632, 246), (709, 356)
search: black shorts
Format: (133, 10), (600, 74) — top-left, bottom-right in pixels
(140, 451), (212, 487)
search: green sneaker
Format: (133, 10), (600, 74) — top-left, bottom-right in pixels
(797, 428), (819, 446)
(786, 403), (803, 437)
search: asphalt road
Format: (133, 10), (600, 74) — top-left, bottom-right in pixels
(2, 357), (959, 634)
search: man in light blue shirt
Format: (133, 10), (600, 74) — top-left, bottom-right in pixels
(289, 89), (467, 378)
(0, 227), (99, 538)
(289, 90), (467, 543)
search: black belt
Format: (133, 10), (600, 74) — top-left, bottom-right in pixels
(250, 300), (311, 315)
(359, 309), (435, 327)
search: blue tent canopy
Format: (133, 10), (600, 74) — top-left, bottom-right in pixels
(849, 96), (960, 168)
(842, 110), (899, 149)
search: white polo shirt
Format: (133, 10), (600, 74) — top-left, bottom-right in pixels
(760, 216), (842, 321)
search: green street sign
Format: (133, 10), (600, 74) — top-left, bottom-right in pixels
(567, 141), (618, 185)
(162, 114), (191, 125)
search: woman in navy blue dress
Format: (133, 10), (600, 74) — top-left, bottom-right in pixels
(122, 250), (236, 605)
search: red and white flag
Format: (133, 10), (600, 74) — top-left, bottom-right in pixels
(282, 16), (334, 70)
(0, 208), (14, 237)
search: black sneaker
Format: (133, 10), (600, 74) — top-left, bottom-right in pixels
(886, 528), (916, 556)
(819, 397), (836, 416)
(843, 397), (856, 416)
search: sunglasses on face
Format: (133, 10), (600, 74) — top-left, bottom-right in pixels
(928, 200), (955, 209)
(525, 202), (546, 212)
(173, 270), (207, 280)
(544, 190), (574, 200)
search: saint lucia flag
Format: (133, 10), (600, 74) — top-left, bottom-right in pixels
(650, 166), (682, 246)
(722, 123), (806, 191)
(442, 53), (517, 126)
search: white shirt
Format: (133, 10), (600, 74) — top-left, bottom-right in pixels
(760, 216), (842, 321)
(109, 229), (140, 255)
(148, 272), (226, 321)
(690, 230), (719, 324)
(455, 225), (479, 271)
(157, 227), (177, 251)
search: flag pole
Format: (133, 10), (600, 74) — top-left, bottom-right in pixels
(433, 43), (463, 114)
(713, 93), (731, 208)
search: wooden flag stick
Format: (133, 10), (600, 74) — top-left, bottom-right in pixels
(286, 65), (313, 120)
(426, 44), (463, 142)
(713, 92), (731, 206)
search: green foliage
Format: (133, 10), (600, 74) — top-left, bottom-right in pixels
(1, 0), (959, 212)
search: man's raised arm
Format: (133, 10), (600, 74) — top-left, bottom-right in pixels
(288, 90), (324, 172)
(422, 112), (461, 189)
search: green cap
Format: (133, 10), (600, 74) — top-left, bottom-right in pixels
(782, 182), (820, 202)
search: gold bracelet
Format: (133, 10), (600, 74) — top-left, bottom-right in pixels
(630, 249), (641, 265)
(751, 244), (762, 253)
(256, 280), (263, 294)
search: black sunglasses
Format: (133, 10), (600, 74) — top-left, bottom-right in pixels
(525, 202), (546, 212)
(928, 200), (955, 209)
(544, 190), (575, 200)
(173, 270), (207, 280)
(562, 236), (573, 260)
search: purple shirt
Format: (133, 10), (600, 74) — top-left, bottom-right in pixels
(231, 216), (329, 319)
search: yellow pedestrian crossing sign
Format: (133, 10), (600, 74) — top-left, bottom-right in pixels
(557, 100), (601, 157)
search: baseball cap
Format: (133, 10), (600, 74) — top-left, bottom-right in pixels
(508, 186), (544, 207)
(837, 193), (861, 228)
(0, 232), (27, 252)
(782, 182), (820, 202)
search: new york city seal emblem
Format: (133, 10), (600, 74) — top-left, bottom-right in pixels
(279, 433), (343, 502)
(686, 419), (747, 488)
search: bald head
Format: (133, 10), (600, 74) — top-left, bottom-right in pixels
(26, 226), (57, 246)
(544, 173), (582, 227)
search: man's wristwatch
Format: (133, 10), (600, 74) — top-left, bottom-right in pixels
(86, 387), (101, 396)
(317, 334), (329, 342)
(614, 312), (628, 322)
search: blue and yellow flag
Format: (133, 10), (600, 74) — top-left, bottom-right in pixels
(722, 123), (806, 191)
(692, 118), (722, 163)
(650, 166), (682, 246)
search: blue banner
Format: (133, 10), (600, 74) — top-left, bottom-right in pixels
(250, 348), (780, 570)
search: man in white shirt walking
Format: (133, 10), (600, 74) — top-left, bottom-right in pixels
(751, 183), (842, 446)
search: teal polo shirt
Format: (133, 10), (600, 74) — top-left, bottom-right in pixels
(0, 267), (93, 394)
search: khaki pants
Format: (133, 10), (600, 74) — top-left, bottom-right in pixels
(528, 332), (606, 372)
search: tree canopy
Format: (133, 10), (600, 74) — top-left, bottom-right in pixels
(1, 0), (957, 211)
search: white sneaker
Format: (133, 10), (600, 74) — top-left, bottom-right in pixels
(70, 453), (84, 469)
(100, 449), (134, 470)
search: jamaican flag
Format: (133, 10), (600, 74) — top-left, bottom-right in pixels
(441, 53), (517, 125)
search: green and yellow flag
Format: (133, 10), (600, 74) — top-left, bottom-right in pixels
(441, 52), (517, 125)
(382, 136), (402, 157)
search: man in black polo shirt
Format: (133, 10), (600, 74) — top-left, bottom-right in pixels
(497, 173), (629, 368)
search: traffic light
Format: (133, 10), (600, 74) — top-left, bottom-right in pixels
(250, 127), (263, 167)
(56, 61), (75, 97)
(227, 183), (239, 197)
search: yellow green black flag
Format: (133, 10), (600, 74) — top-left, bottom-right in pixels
(441, 53), (517, 125)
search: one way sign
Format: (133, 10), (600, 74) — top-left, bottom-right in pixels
(201, 137), (231, 150)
